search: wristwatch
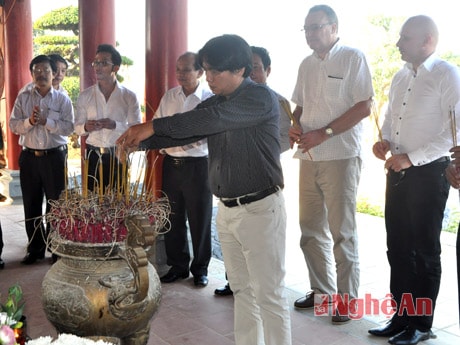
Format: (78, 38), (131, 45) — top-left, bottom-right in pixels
(325, 127), (334, 137)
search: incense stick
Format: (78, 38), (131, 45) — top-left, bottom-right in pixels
(280, 99), (313, 160)
(450, 105), (457, 147)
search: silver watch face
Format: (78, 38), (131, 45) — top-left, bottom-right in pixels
(326, 127), (333, 136)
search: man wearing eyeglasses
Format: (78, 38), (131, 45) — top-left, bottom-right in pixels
(9, 55), (74, 265)
(18, 54), (69, 96)
(289, 4), (373, 324)
(74, 44), (141, 192)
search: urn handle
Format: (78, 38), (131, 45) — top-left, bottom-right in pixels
(99, 215), (155, 320)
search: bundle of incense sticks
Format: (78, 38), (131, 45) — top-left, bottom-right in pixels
(450, 105), (457, 147)
(280, 99), (313, 160)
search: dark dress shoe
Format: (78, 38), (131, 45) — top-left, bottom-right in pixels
(368, 320), (406, 337)
(160, 270), (189, 283)
(388, 328), (435, 345)
(194, 275), (208, 287)
(51, 254), (59, 264)
(214, 283), (233, 296)
(20, 252), (45, 265)
(294, 291), (316, 309)
(0, 257), (4, 269)
(331, 303), (351, 324)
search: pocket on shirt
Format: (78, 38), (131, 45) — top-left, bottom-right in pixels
(325, 77), (343, 101)
(48, 109), (61, 120)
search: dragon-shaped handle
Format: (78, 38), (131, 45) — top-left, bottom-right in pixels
(99, 215), (156, 320)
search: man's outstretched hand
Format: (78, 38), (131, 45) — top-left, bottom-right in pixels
(116, 121), (155, 149)
(116, 121), (155, 161)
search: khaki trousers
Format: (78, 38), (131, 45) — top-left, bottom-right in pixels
(299, 157), (361, 299)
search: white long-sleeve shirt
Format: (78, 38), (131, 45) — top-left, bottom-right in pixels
(154, 82), (213, 157)
(74, 81), (141, 147)
(10, 86), (74, 149)
(381, 54), (460, 166)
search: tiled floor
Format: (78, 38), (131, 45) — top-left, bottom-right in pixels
(1, 193), (460, 344)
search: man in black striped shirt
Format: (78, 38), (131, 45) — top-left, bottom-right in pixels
(117, 34), (292, 345)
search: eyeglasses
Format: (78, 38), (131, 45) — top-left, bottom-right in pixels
(91, 61), (114, 67)
(301, 23), (332, 33)
(32, 67), (52, 75)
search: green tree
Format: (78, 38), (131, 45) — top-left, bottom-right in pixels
(367, 16), (405, 119)
(368, 15), (460, 126)
(33, 5), (134, 104)
(33, 6), (80, 103)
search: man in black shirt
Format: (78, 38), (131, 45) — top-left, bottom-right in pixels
(117, 34), (292, 345)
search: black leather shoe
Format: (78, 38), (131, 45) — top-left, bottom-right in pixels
(20, 252), (45, 265)
(51, 254), (59, 264)
(331, 301), (351, 324)
(0, 258), (4, 269)
(294, 290), (321, 309)
(193, 275), (208, 287)
(160, 270), (189, 283)
(388, 328), (435, 345)
(368, 320), (406, 337)
(214, 283), (233, 296)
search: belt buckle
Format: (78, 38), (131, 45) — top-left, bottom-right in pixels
(34, 150), (45, 157)
(172, 158), (183, 166)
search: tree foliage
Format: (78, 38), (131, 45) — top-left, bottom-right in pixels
(33, 5), (134, 104)
(366, 15), (460, 136)
(33, 6), (80, 82)
(367, 15), (405, 114)
(33, 6), (79, 35)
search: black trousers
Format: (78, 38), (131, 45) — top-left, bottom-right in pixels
(385, 159), (450, 331)
(85, 148), (123, 193)
(457, 225), (460, 324)
(0, 221), (3, 256)
(19, 149), (67, 255)
(162, 155), (212, 276)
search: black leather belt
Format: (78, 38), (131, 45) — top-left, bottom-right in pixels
(431, 156), (449, 164)
(86, 145), (115, 155)
(23, 145), (67, 157)
(220, 185), (281, 208)
(165, 155), (207, 167)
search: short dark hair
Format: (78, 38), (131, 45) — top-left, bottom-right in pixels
(308, 4), (339, 30)
(96, 44), (122, 66)
(49, 54), (68, 68)
(179, 52), (201, 71)
(250, 46), (271, 71)
(29, 55), (56, 74)
(198, 34), (252, 78)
